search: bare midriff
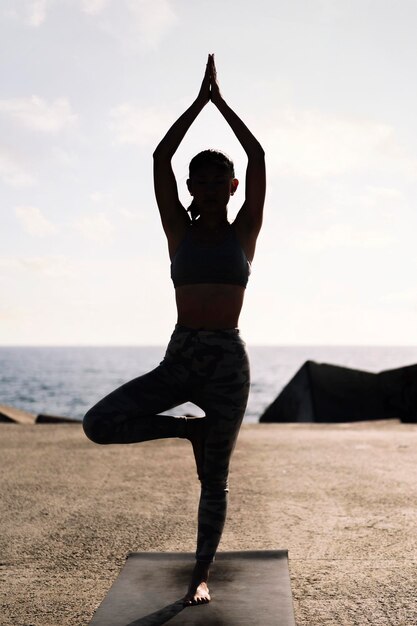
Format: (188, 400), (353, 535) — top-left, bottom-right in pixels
(175, 283), (245, 330)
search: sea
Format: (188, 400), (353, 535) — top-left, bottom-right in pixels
(1, 345), (417, 423)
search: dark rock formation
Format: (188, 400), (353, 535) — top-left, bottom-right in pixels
(36, 414), (79, 424)
(0, 404), (78, 424)
(259, 361), (417, 423)
(0, 404), (36, 425)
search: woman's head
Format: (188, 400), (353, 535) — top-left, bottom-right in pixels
(186, 149), (238, 222)
(189, 149), (235, 178)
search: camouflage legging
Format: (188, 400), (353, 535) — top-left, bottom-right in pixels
(82, 325), (250, 563)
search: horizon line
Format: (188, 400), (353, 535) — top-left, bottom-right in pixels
(1, 343), (417, 349)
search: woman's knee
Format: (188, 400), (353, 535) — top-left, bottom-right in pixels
(200, 475), (229, 495)
(82, 407), (112, 445)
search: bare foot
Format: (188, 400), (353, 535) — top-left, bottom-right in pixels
(183, 581), (211, 606)
(184, 416), (206, 480)
(182, 561), (211, 606)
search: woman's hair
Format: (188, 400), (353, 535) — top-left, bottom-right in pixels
(187, 149), (235, 223)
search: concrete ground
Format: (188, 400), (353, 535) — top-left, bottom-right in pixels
(1, 421), (416, 626)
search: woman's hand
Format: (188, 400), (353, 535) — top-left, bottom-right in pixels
(196, 54), (211, 106)
(209, 54), (223, 106)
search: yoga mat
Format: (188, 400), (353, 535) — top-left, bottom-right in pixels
(88, 550), (295, 626)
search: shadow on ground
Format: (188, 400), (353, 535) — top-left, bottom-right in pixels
(126, 600), (184, 625)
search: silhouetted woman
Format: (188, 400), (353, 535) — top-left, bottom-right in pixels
(83, 54), (266, 605)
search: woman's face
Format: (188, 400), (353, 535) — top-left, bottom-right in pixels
(188, 164), (238, 213)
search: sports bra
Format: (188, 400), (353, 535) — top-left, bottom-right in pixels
(170, 223), (251, 288)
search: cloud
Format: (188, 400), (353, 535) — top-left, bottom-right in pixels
(0, 257), (19, 270)
(357, 185), (406, 206)
(74, 212), (115, 242)
(96, 0), (178, 51)
(380, 289), (417, 306)
(0, 149), (36, 186)
(109, 104), (172, 145)
(296, 223), (395, 252)
(50, 146), (79, 167)
(28, 0), (47, 26)
(3, 0), (48, 27)
(6, 0), (99, 25)
(80, 0), (109, 15)
(19, 256), (72, 277)
(15, 206), (58, 237)
(125, 0), (177, 49)
(318, 183), (409, 222)
(0, 305), (24, 321)
(0, 96), (77, 132)
(88, 193), (144, 222)
(118, 207), (144, 222)
(89, 191), (113, 204)
(6, 0), (177, 48)
(315, 0), (347, 23)
(0, 255), (75, 277)
(265, 109), (417, 179)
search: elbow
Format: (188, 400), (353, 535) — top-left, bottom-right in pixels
(248, 143), (265, 160)
(255, 143), (265, 158)
(153, 145), (173, 162)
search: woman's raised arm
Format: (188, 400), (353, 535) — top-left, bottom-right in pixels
(209, 56), (266, 239)
(153, 56), (211, 240)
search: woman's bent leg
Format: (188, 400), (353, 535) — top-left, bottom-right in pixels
(83, 362), (190, 445)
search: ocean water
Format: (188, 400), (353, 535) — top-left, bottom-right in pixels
(1, 345), (417, 423)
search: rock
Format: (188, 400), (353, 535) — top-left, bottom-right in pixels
(0, 404), (36, 425)
(36, 414), (79, 424)
(259, 361), (417, 423)
(0, 404), (78, 424)
(379, 364), (417, 423)
(259, 361), (316, 423)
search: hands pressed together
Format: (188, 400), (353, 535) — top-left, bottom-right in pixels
(197, 53), (223, 107)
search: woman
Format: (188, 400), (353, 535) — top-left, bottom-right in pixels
(83, 54), (265, 606)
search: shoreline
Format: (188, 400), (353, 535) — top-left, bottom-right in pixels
(2, 421), (417, 626)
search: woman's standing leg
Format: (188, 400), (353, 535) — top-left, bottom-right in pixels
(196, 332), (250, 561)
(183, 330), (250, 603)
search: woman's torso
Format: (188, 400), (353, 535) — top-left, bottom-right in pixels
(170, 222), (251, 330)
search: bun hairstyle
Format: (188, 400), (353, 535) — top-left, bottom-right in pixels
(187, 149), (235, 223)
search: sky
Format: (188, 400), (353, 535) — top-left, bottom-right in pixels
(1, 0), (417, 346)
